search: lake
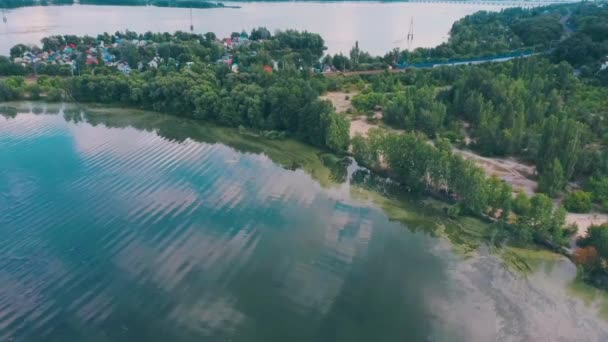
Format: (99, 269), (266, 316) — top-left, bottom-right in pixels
(0, 2), (513, 56)
(1, 103), (608, 341)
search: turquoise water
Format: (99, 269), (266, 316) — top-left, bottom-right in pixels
(1, 103), (608, 341)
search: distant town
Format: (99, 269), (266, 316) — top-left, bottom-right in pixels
(10, 31), (282, 75)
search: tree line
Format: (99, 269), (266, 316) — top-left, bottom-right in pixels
(351, 129), (571, 248)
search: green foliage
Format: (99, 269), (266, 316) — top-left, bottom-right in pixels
(537, 115), (585, 180)
(352, 130), (492, 215)
(324, 113), (350, 153)
(512, 191), (531, 216)
(0, 56), (27, 76)
(447, 205), (461, 219)
(576, 225), (608, 290)
(0, 77), (25, 101)
(351, 92), (383, 112)
(10, 44), (30, 59)
(250, 27), (271, 41)
(384, 87), (446, 137)
(62, 64), (344, 152)
(27, 84), (42, 100)
(563, 190), (592, 213)
(272, 30), (326, 66)
(46, 88), (66, 102)
(515, 194), (568, 246)
(581, 225), (608, 259)
(588, 177), (608, 204)
(351, 131), (568, 247)
(511, 14), (563, 46)
(485, 175), (512, 218)
(552, 3), (608, 70)
(538, 158), (565, 198)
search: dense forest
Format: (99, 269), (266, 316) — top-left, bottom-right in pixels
(1, 1), (608, 288)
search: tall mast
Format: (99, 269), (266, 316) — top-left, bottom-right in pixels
(406, 16), (414, 50)
(407, 17), (414, 41)
(189, 8), (193, 32)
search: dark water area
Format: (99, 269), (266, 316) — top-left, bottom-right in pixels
(1, 103), (608, 342)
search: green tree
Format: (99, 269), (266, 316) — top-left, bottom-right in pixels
(587, 177), (608, 203)
(563, 190), (592, 213)
(324, 113), (350, 153)
(512, 191), (531, 216)
(538, 158), (565, 197)
(517, 194), (567, 246)
(580, 225), (608, 259)
(250, 27), (271, 41)
(485, 175), (512, 218)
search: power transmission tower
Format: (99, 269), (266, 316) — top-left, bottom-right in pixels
(406, 17), (414, 50)
(190, 8), (193, 32)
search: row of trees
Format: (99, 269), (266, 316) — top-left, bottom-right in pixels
(351, 129), (571, 247)
(62, 67), (349, 152)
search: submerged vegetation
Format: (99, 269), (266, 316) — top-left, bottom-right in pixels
(2, 1), (608, 289)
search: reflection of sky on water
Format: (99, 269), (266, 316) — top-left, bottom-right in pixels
(0, 108), (445, 341)
(0, 3), (508, 55)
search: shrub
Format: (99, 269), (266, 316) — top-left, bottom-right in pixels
(447, 205), (461, 218)
(563, 190), (592, 213)
(46, 88), (66, 102)
(588, 177), (608, 203)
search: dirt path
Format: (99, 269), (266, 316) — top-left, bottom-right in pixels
(349, 115), (379, 138)
(322, 91), (383, 138)
(320, 91), (356, 114)
(566, 213), (608, 238)
(455, 149), (537, 195)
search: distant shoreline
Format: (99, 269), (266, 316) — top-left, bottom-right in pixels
(1, 1), (241, 10)
(0, 0), (579, 10)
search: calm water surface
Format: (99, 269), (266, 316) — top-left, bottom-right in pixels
(1, 103), (608, 342)
(0, 2), (510, 55)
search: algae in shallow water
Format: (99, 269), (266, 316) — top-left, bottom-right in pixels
(569, 278), (608, 320)
(500, 246), (563, 275)
(349, 185), (494, 256)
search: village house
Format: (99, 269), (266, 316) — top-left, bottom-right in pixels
(117, 62), (131, 75)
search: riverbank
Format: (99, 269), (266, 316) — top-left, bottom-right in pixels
(321, 89), (608, 245)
